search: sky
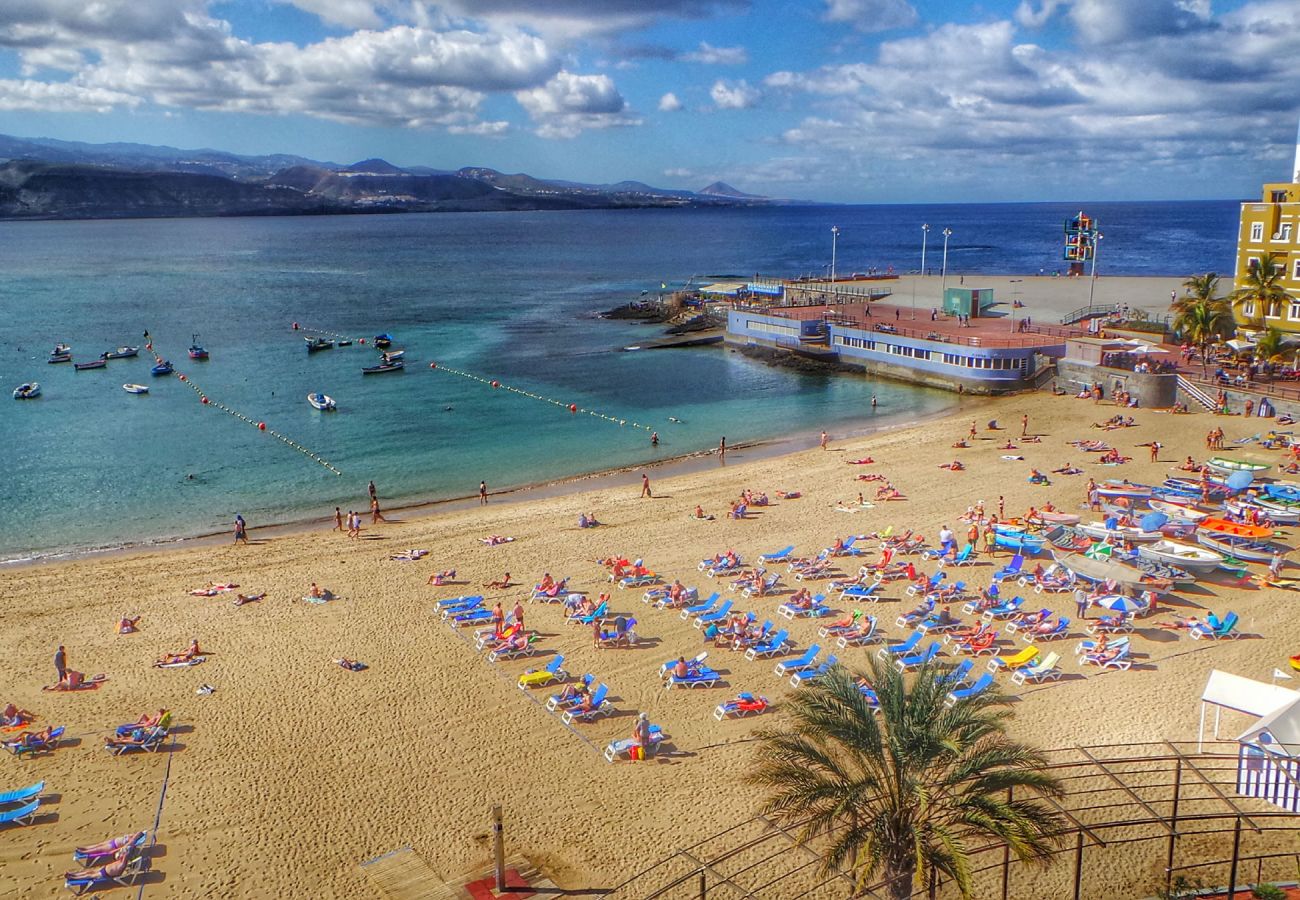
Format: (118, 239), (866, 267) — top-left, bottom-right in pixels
(1, 0), (1298, 202)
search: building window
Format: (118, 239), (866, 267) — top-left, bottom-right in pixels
(1247, 256), (1260, 275)
(1293, 258), (1300, 280)
(1266, 299), (1282, 318)
(1251, 222), (1264, 242)
(1275, 223), (1294, 243)
(1289, 300), (1300, 321)
(1242, 301), (1257, 318)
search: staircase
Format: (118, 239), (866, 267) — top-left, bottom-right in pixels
(1177, 375), (1218, 411)
(1060, 303), (1120, 326)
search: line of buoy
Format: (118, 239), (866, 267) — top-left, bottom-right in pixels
(291, 322), (365, 344)
(426, 361), (652, 432)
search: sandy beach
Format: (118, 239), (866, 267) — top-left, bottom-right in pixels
(3, 384), (1296, 898)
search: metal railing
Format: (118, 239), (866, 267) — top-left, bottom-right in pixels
(1177, 375), (1218, 411)
(1061, 303), (1120, 325)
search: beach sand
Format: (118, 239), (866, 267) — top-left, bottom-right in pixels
(2, 388), (1295, 898)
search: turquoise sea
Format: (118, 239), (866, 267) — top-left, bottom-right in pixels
(0, 201), (1238, 562)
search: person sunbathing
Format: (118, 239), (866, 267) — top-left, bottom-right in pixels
(64, 848), (135, 885)
(308, 582), (325, 598)
(12, 725), (56, 749)
(787, 587), (814, 609)
(857, 472), (887, 482)
(481, 535), (514, 546)
(876, 485), (905, 500)
(2, 703), (34, 728)
(233, 592), (264, 606)
(939, 460), (964, 471)
(426, 569), (456, 586)
(847, 456), (875, 464)
(129, 709), (168, 729)
(492, 631), (531, 654)
(483, 573), (513, 589)
(999, 440), (1018, 450)
(1028, 469), (1049, 484)
(536, 573), (556, 594)
(157, 639), (205, 666)
(952, 439), (969, 448)
(691, 505), (712, 520)
(1025, 617), (1060, 636)
(117, 616), (141, 634)
(1158, 614), (1203, 631)
(556, 680), (589, 705)
(933, 605), (956, 627)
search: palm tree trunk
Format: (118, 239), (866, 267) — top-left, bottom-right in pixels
(885, 861), (916, 900)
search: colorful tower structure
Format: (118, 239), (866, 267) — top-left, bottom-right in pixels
(1232, 121), (1300, 335)
(1063, 211), (1098, 277)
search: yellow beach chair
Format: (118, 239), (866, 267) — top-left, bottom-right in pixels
(986, 645), (1039, 673)
(517, 656), (566, 690)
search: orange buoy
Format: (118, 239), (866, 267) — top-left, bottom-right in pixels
(258, 422), (266, 431)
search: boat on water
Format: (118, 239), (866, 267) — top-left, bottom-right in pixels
(305, 337), (334, 353)
(362, 361), (404, 375)
(74, 359), (107, 371)
(1197, 518), (1274, 539)
(1205, 457), (1271, 475)
(380, 350), (405, 362)
(1076, 521), (1163, 543)
(48, 353), (71, 364)
(1137, 540), (1224, 576)
(373, 333), (393, 349)
(1196, 531), (1284, 563)
(123, 383), (149, 395)
(337, 339), (352, 347)
(102, 346), (139, 359)
(188, 334), (209, 360)
(12, 382), (40, 399)
(52, 343), (71, 355)
(151, 360), (174, 376)
(307, 392), (336, 411)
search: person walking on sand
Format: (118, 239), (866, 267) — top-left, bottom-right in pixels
(1021, 414), (1029, 436)
(820, 431), (829, 450)
(234, 514), (248, 545)
(641, 473), (652, 498)
(479, 480), (488, 505)
(969, 421), (977, 441)
(333, 507), (343, 532)
(370, 496), (387, 524)
(718, 436), (726, 461)
(54, 645), (67, 683)
(1149, 441), (1161, 463)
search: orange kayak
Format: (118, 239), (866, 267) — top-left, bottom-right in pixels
(1198, 518), (1273, 539)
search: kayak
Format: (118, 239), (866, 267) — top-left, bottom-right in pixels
(1197, 518), (1274, 539)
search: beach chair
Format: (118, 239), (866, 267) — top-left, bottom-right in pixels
(568, 600), (608, 626)
(1087, 612), (1134, 636)
(828, 536), (862, 557)
(987, 645), (1039, 673)
(758, 545), (795, 564)
(1012, 651), (1063, 685)
(894, 642), (941, 673)
(951, 544), (976, 567)
(778, 595), (829, 620)
(992, 555), (1025, 583)
(1081, 644), (1132, 671)
(517, 656), (566, 690)
(488, 633), (539, 662)
(906, 572), (945, 598)
(939, 659), (974, 687)
(774, 645), (822, 678)
(1004, 609), (1050, 635)
(438, 597), (484, 620)
(952, 631), (999, 657)
(3, 726), (64, 758)
(680, 592), (720, 620)
(1074, 636), (1129, 657)
(618, 571), (660, 589)
(64, 850), (150, 895)
(660, 652), (709, 677)
(713, 693), (770, 720)
(561, 684), (610, 724)
(895, 599), (935, 628)
(916, 613), (964, 635)
(1022, 618), (1070, 643)
(876, 631), (923, 660)
(0, 781), (43, 808)
(73, 831), (147, 865)
(982, 596), (1025, 622)
(0, 798), (40, 828)
(789, 550), (830, 573)
(818, 611), (860, 637)
(742, 573), (781, 599)
(744, 629), (790, 660)
(838, 583), (880, 603)
(530, 578), (569, 602)
(1190, 612), (1241, 641)
(790, 654), (839, 687)
(604, 725), (664, 762)
(836, 617), (881, 649)
(694, 600), (734, 629)
(434, 594), (482, 612)
(704, 559), (744, 577)
(945, 673), (995, 707)
(105, 726), (166, 756)
(665, 666), (721, 689)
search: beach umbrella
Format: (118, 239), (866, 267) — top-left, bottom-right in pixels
(1140, 511), (1168, 532)
(1099, 595), (1145, 613)
(1226, 471), (1254, 492)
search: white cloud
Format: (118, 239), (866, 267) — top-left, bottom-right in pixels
(428, 0), (749, 40)
(1067, 0), (1213, 45)
(448, 120), (510, 135)
(658, 91), (683, 111)
(823, 0), (918, 33)
(710, 78), (760, 109)
(0, 79), (142, 113)
(515, 70), (640, 138)
(1013, 0), (1069, 29)
(682, 41), (748, 64)
(281, 0), (386, 30)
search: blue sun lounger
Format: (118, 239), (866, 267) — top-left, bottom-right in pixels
(435, 594), (482, 613)
(758, 545), (795, 564)
(570, 600), (609, 626)
(680, 592), (720, 620)
(64, 851), (150, 895)
(945, 672), (995, 707)
(939, 659), (973, 686)
(0, 798), (40, 827)
(3, 726), (64, 758)
(790, 654), (838, 687)
(743, 628), (790, 661)
(838, 582), (880, 602)
(604, 724), (664, 762)
(695, 600), (734, 629)
(665, 667), (721, 689)
(561, 683), (611, 724)
(773, 644), (821, 678)
(0, 781), (43, 807)
(876, 631), (922, 660)
(894, 641), (941, 672)
(992, 555), (1025, 583)
(836, 617), (881, 648)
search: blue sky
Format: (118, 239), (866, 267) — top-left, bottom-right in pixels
(1, 0), (1297, 201)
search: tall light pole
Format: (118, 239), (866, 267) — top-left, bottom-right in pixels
(830, 225), (840, 298)
(1087, 232), (1104, 311)
(940, 228), (953, 302)
(920, 224), (930, 276)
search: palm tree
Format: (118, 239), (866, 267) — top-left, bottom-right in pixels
(1253, 327), (1285, 365)
(749, 658), (1065, 899)
(1230, 252), (1290, 329)
(1173, 296), (1233, 376)
(1175, 272), (1220, 315)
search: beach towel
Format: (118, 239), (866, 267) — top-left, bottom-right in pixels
(153, 656), (206, 669)
(1001, 455), (1024, 461)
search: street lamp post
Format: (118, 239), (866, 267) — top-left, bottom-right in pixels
(1087, 233), (1104, 311)
(830, 226), (840, 299)
(917, 224), (929, 320)
(940, 228), (953, 303)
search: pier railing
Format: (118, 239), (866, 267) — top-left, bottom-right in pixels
(1061, 303), (1120, 325)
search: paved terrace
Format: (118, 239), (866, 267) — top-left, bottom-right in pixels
(739, 300), (1089, 349)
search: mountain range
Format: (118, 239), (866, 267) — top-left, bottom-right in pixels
(0, 133), (779, 220)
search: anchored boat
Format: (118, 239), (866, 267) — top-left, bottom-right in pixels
(306, 337), (334, 353)
(307, 392), (336, 411)
(74, 358), (107, 371)
(123, 383), (149, 395)
(188, 334), (209, 360)
(151, 360), (174, 376)
(103, 346), (139, 359)
(12, 382), (40, 399)
(362, 361), (404, 375)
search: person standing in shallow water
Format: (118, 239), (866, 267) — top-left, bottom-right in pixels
(479, 481), (488, 505)
(234, 514), (248, 544)
(718, 436), (726, 461)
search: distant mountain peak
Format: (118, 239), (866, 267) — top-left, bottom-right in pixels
(699, 181), (766, 200)
(345, 158), (407, 175)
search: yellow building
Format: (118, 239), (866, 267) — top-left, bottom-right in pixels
(1232, 136), (1300, 333)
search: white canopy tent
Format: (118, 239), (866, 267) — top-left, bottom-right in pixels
(1199, 669), (1299, 751)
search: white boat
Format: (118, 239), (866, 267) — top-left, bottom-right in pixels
(1204, 457), (1271, 475)
(1026, 510), (1080, 526)
(1196, 531), (1284, 563)
(12, 382), (40, 399)
(1076, 521), (1163, 543)
(1137, 540), (1224, 576)
(123, 383), (149, 395)
(1147, 499), (1210, 522)
(307, 392), (336, 411)
(380, 350), (405, 362)
(1225, 498), (1300, 525)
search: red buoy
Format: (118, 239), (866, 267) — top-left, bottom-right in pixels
(569, 404), (577, 412)
(178, 374), (187, 382)
(201, 397), (209, 405)
(258, 422), (266, 431)
(429, 362), (437, 369)
(359, 338), (366, 345)
(491, 380), (500, 388)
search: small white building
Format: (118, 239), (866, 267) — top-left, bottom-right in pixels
(1238, 693), (1300, 813)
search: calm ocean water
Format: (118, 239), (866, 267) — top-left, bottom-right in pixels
(0, 201), (1238, 561)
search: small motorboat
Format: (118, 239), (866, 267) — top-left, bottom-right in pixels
(307, 392), (336, 411)
(188, 334), (209, 360)
(1096, 480), (1153, 499)
(305, 337), (334, 353)
(1147, 499), (1210, 522)
(373, 333), (394, 349)
(123, 383), (149, 395)
(1197, 518), (1274, 539)
(1225, 498), (1300, 525)
(362, 361), (404, 375)
(337, 339), (352, 347)
(1205, 457), (1270, 475)
(380, 350), (405, 362)
(48, 353), (71, 364)
(151, 360), (174, 376)
(1264, 482), (1300, 503)
(1075, 521), (1163, 542)
(74, 358), (107, 371)
(102, 346), (139, 359)
(52, 343), (71, 355)
(1137, 540), (1224, 576)
(12, 382), (40, 399)
(1196, 531), (1284, 563)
